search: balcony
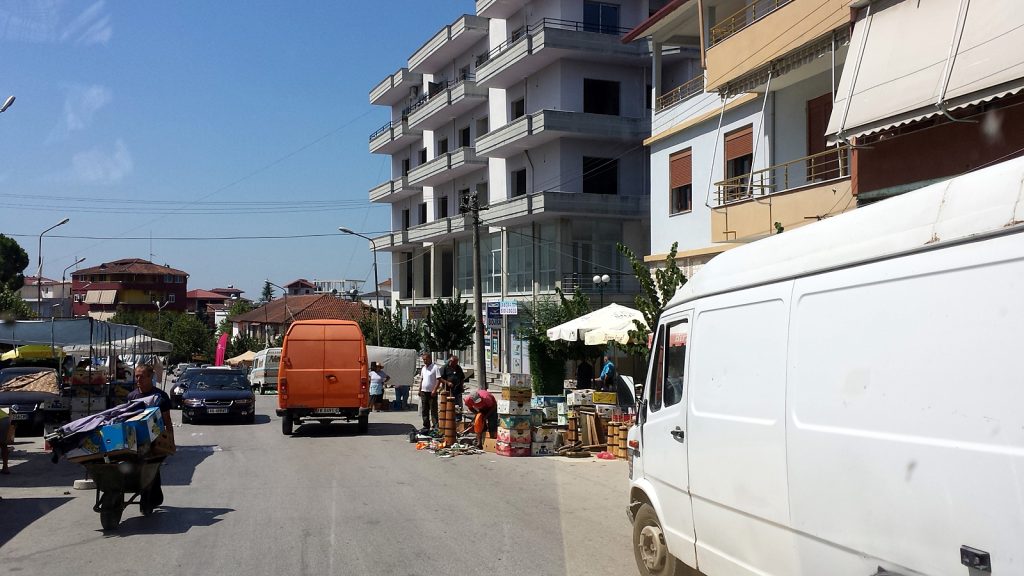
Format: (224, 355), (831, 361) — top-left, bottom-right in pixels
(655, 74), (704, 113)
(711, 147), (853, 242)
(368, 176), (421, 204)
(476, 110), (648, 158)
(369, 68), (423, 106)
(483, 190), (649, 228)
(704, 0), (850, 91)
(476, 0), (525, 18)
(408, 14), (489, 73)
(407, 75), (488, 131)
(407, 147), (487, 188)
(371, 230), (412, 253)
(475, 18), (648, 89)
(407, 214), (470, 244)
(368, 118), (422, 155)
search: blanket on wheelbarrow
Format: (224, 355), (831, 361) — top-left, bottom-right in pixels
(47, 395), (163, 455)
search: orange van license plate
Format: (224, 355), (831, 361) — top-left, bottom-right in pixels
(315, 409), (338, 414)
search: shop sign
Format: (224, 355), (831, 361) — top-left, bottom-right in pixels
(486, 303), (502, 327)
(499, 300), (518, 315)
(408, 305), (430, 320)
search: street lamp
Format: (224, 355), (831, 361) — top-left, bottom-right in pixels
(154, 300), (170, 335)
(338, 227), (381, 347)
(593, 273), (611, 307)
(38, 218), (70, 313)
(62, 257), (86, 318)
(0, 95), (14, 114)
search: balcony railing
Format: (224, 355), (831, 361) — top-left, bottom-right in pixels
(404, 73), (477, 116)
(369, 120), (392, 142)
(476, 17), (632, 66)
(655, 74), (704, 112)
(714, 145), (850, 205)
(709, 0), (794, 46)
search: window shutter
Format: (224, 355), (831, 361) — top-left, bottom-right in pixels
(669, 149), (692, 189)
(724, 125), (753, 161)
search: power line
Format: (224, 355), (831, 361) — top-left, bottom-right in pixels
(3, 232), (360, 241)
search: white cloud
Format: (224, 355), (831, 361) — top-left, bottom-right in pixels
(0, 1), (111, 45)
(71, 139), (132, 184)
(50, 84), (111, 140)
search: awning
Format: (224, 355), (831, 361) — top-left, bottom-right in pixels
(84, 289), (118, 305)
(826, 0), (1024, 143)
(88, 311), (116, 321)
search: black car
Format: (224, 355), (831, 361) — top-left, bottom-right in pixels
(170, 367), (203, 409)
(180, 368), (256, 424)
(0, 367), (61, 436)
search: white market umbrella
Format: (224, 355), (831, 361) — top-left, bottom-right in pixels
(546, 303), (647, 345)
(111, 335), (173, 354)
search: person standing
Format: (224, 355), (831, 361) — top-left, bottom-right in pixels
(576, 359), (594, 390)
(419, 353), (442, 432)
(439, 354), (466, 407)
(599, 355), (616, 391)
(368, 362), (390, 412)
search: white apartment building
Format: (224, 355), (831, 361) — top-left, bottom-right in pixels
(628, 0), (856, 277)
(368, 0), (663, 374)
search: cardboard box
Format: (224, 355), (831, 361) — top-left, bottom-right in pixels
(483, 438), (497, 453)
(150, 430), (177, 456)
(501, 387), (532, 403)
(531, 441), (557, 456)
(498, 415), (532, 431)
(127, 406), (165, 445)
(500, 373), (532, 390)
(65, 423), (138, 461)
(497, 426), (531, 445)
(592, 391), (618, 405)
(557, 414), (568, 426)
(495, 441), (531, 457)
(542, 406), (558, 421)
(531, 395), (563, 409)
(70, 397), (99, 413)
(66, 385), (105, 398)
(533, 426), (558, 443)
(595, 404), (622, 418)
(529, 409), (545, 427)
(497, 399), (531, 416)
(557, 402), (568, 415)
(566, 390), (594, 407)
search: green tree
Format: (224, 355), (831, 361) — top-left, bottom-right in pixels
(166, 313), (216, 364)
(0, 286), (35, 320)
(226, 332), (262, 359)
(110, 309), (161, 338)
(218, 299), (254, 335)
(422, 292), (474, 356)
(515, 288), (604, 394)
(0, 234), (29, 291)
(617, 241), (688, 359)
(359, 307), (421, 350)
(259, 281), (274, 304)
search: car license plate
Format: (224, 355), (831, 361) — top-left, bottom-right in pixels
(315, 408), (337, 414)
(11, 413), (29, 421)
(207, 408), (228, 414)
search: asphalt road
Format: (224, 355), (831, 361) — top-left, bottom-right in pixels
(1, 393), (638, 576)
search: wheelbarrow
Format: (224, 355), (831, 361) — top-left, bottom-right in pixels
(81, 455), (165, 530)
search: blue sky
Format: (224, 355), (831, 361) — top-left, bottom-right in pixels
(0, 0), (473, 297)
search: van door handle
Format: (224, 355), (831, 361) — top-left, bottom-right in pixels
(326, 374), (337, 382)
(670, 427), (685, 442)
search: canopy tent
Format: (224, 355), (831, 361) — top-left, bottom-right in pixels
(0, 318), (148, 348)
(112, 335), (172, 354)
(1, 344), (62, 361)
(546, 303), (648, 346)
(225, 350), (256, 367)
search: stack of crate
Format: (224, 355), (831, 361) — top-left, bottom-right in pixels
(496, 373), (532, 456)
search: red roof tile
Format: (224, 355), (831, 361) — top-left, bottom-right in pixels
(74, 258), (188, 277)
(230, 294), (366, 324)
(187, 289), (229, 299)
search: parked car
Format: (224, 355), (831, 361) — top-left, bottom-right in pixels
(249, 348), (281, 395)
(277, 320), (369, 435)
(169, 367), (203, 409)
(0, 367), (61, 436)
(181, 368), (255, 424)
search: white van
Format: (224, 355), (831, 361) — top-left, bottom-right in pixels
(627, 157), (1024, 576)
(249, 347), (281, 395)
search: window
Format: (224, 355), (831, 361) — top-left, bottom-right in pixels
(402, 253), (413, 298)
(402, 158), (411, 176)
(648, 325), (666, 411)
(507, 226), (534, 293)
(511, 98), (525, 120)
(456, 239), (473, 292)
(164, 274), (174, 283)
(584, 79), (620, 115)
(483, 233), (502, 295)
(459, 126), (471, 148)
(670, 149), (693, 214)
(168, 293), (176, 303)
(537, 222), (557, 291)
(724, 125), (753, 201)
(437, 138), (448, 155)
(582, 157), (618, 195)
(402, 209), (410, 230)
(458, 65), (470, 81)
(584, 1), (621, 34)
(422, 252), (431, 298)
(418, 148), (427, 165)
(664, 321), (687, 407)
(439, 196), (449, 218)
(476, 117), (489, 136)
(418, 202), (427, 225)
(458, 188), (471, 214)
(512, 168), (527, 197)
(441, 250), (454, 298)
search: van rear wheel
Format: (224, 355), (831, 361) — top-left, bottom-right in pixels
(633, 503), (687, 576)
(281, 412), (293, 436)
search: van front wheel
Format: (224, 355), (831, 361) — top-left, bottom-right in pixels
(356, 413), (368, 434)
(281, 412), (293, 436)
(633, 503), (687, 576)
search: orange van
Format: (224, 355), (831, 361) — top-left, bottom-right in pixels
(276, 320), (370, 435)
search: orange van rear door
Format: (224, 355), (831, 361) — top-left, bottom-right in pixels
(323, 325), (365, 409)
(284, 324), (326, 408)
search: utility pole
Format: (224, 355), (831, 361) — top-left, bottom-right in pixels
(463, 192), (488, 389)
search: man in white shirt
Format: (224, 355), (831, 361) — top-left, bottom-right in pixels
(419, 353), (441, 431)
